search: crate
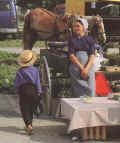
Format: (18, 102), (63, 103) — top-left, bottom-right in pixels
(82, 126), (106, 141)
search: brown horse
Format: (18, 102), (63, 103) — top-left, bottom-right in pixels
(23, 8), (106, 50)
(23, 8), (71, 50)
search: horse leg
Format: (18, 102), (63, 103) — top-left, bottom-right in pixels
(23, 30), (36, 50)
(23, 12), (36, 50)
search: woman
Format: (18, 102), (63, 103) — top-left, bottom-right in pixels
(14, 50), (42, 135)
(68, 17), (96, 97)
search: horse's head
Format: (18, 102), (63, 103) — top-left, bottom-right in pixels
(55, 15), (72, 41)
(88, 16), (106, 44)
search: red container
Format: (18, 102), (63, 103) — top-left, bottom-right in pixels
(95, 73), (111, 96)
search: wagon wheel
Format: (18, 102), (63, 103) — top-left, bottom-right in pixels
(40, 56), (52, 115)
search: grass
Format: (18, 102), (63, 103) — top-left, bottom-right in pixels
(0, 40), (22, 47)
(0, 40), (45, 48)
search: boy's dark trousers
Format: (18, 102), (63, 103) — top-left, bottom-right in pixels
(18, 83), (39, 127)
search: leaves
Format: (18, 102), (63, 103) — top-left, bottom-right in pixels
(0, 51), (19, 93)
(16, 0), (65, 10)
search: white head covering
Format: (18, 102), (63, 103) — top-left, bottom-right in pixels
(77, 17), (88, 32)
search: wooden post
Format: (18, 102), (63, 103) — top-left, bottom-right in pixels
(82, 128), (88, 140)
(101, 126), (107, 140)
(89, 127), (94, 140)
(95, 126), (100, 140)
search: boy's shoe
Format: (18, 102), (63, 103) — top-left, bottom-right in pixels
(26, 124), (33, 135)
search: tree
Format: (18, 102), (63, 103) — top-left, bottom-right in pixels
(16, 0), (42, 9)
(16, 0), (65, 10)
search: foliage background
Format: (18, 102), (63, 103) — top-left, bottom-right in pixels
(0, 51), (19, 94)
(16, 0), (65, 10)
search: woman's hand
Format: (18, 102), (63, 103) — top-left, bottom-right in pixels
(80, 68), (89, 80)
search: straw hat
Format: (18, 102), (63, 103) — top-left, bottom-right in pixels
(18, 50), (37, 67)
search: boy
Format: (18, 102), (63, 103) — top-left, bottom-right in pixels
(14, 50), (42, 135)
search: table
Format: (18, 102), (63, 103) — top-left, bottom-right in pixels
(61, 97), (120, 134)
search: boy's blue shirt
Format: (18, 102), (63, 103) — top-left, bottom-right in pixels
(14, 66), (42, 94)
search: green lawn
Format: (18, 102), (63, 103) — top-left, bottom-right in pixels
(0, 40), (45, 48)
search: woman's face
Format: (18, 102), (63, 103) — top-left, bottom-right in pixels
(73, 22), (84, 35)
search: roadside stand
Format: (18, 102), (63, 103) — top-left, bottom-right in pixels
(60, 96), (120, 141)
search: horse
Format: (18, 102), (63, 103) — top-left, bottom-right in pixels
(23, 8), (72, 50)
(23, 8), (106, 50)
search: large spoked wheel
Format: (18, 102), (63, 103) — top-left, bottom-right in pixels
(40, 56), (52, 115)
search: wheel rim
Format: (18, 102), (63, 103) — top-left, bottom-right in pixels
(40, 56), (52, 115)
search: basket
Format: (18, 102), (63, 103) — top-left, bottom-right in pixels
(104, 66), (120, 72)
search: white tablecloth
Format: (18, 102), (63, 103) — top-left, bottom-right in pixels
(61, 97), (120, 133)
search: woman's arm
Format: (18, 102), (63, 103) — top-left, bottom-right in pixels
(69, 54), (84, 71)
(69, 54), (89, 80)
(80, 54), (95, 80)
(85, 54), (95, 71)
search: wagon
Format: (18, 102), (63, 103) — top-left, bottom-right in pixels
(39, 41), (70, 115)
